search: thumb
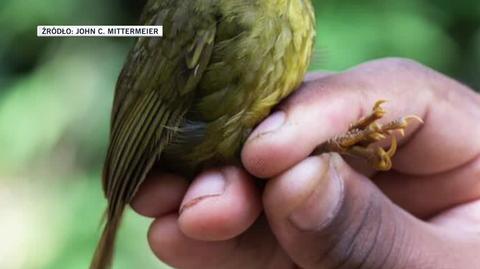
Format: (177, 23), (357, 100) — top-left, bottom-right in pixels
(263, 153), (451, 269)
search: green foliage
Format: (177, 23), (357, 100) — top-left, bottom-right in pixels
(310, 0), (457, 72)
(42, 174), (163, 269)
(0, 0), (478, 268)
(0, 40), (122, 174)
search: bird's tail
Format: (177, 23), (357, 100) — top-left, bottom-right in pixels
(90, 207), (124, 269)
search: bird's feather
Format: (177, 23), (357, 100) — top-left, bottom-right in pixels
(90, 1), (217, 268)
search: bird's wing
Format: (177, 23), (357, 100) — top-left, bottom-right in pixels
(103, 1), (217, 218)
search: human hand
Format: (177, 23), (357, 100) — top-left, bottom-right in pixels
(131, 58), (480, 269)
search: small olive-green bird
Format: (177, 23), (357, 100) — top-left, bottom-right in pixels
(91, 0), (315, 268)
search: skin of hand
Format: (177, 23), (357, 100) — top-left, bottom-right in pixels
(130, 58), (480, 269)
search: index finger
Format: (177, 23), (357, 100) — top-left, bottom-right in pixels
(241, 58), (480, 178)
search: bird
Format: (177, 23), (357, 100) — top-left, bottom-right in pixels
(90, 0), (421, 268)
(90, 0), (315, 268)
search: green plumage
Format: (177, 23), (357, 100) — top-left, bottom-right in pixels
(91, 0), (315, 268)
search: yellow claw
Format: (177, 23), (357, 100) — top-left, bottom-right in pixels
(404, 115), (424, 124)
(372, 100), (388, 117)
(394, 115), (423, 136)
(373, 99), (388, 109)
(386, 135), (398, 157)
(317, 101), (423, 172)
(369, 133), (386, 141)
(374, 147), (392, 171)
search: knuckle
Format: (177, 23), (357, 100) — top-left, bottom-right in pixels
(378, 57), (442, 87)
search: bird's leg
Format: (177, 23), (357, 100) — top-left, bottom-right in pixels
(346, 136), (398, 171)
(315, 100), (423, 171)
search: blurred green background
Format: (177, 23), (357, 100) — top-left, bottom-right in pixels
(0, 0), (478, 268)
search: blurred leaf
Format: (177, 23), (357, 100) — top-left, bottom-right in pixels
(310, 0), (458, 72)
(42, 174), (166, 269)
(0, 174), (165, 269)
(427, 0), (480, 23)
(0, 40), (126, 175)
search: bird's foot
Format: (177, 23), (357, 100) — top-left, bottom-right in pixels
(316, 100), (423, 171)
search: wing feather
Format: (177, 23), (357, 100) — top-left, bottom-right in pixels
(90, 2), (217, 267)
(103, 6), (217, 209)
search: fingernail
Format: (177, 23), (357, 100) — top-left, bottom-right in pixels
(288, 154), (344, 231)
(179, 171), (226, 215)
(250, 110), (286, 139)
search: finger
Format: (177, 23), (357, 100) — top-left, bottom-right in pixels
(242, 58), (480, 178)
(263, 153), (480, 269)
(131, 172), (189, 218)
(149, 214), (291, 269)
(149, 214), (237, 269)
(242, 58), (428, 178)
(429, 199), (480, 233)
(178, 166), (262, 241)
(373, 154), (480, 218)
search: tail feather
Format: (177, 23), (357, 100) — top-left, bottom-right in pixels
(90, 208), (124, 269)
